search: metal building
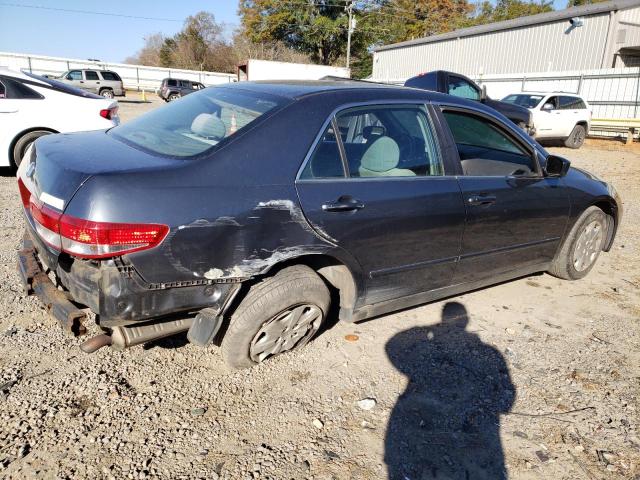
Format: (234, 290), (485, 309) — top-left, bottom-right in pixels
(372, 0), (640, 82)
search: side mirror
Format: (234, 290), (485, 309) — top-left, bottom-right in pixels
(480, 84), (487, 101)
(544, 154), (571, 177)
(66, 74), (73, 80)
(542, 102), (554, 111)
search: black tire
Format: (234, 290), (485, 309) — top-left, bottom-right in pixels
(12, 130), (51, 168)
(100, 88), (115, 99)
(548, 206), (607, 280)
(168, 93), (180, 101)
(221, 265), (330, 369)
(564, 124), (586, 149)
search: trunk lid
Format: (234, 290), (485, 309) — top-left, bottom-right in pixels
(19, 130), (180, 212)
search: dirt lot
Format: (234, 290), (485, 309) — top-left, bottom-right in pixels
(0, 100), (638, 479)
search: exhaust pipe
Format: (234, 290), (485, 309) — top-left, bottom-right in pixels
(79, 317), (194, 353)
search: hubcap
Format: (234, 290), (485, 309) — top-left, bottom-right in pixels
(573, 220), (603, 272)
(249, 304), (323, 363)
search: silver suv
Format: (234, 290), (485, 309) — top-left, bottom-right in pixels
(57, 69), (125, 99)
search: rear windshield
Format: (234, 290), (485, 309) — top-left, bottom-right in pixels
(110, 87), (286, 157)
(502, 94), (544, 109)
(22, 72), (102, 98)
(100, 71), (121, 81)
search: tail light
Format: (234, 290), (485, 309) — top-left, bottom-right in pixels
(18, 178), (168, 259)
(100, 106), (118, 120)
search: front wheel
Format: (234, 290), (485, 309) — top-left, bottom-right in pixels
(564, 124), (586, 149)
(221, 265), (330, 369)
(12, 130), (51, 168)
(549, 206), (607, 280)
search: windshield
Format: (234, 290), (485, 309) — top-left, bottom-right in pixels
(110, 87), (285, 158)
(502, 94), (544, 109)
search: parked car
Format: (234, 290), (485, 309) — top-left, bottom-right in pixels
(405, 70), (534, 135)
(0, 68), (119, 169)
(158, 78), (206, 102)
(17, 81), (621, 369)
(502, 92), (591, 149)
(57, 69), (125, 99)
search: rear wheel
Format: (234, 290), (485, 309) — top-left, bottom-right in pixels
(100, 88), (115, 99)
(564, 124), (586, 149)
(549, 206), (607, 280)
(168, 93), (180, 101)
(221, 265), (330, 369)
(12, 130), (51, 168)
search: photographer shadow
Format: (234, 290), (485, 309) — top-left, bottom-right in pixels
(384, 302), (516, 480)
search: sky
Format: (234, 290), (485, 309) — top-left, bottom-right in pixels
(0, 0), (570, 63)
(0, 1), (241, 62)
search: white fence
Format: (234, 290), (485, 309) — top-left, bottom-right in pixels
(0, 51), (236, 91)
(374, 67), (640, 119)
(473, 67), (640, 120)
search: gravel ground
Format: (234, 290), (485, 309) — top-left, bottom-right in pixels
(0, 101), (638, 479)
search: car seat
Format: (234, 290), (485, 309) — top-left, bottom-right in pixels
(358, 136), (416, 177)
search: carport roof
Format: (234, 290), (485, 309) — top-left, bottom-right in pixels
(375, 0), (640, 52)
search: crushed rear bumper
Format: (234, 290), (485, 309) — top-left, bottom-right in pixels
(17, 228), (242, 334)
(17, 233), (88, 336)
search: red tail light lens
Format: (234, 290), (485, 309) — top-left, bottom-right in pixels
(19, 178), (168, 258)
(100, 106), (119, 120)
(59, 217), (169, 258)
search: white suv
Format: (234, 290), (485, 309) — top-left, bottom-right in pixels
(502, 92), (591, 149)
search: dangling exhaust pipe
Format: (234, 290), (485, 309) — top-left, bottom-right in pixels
(79, 317), (194, 353)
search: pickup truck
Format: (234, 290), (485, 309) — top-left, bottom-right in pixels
(405, 71), (534, 135)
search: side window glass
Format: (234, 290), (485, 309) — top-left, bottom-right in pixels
(0, 81), (5, 99)
(167, 79), (178, 87)
(447, 76), (480, 101)
(559, 96), (583, 110)
(300, 124), (345, 179)
(85, 71), (99, 80)
(443, 111), (536, 177)
(67, 70), (82, 81)
(544, 96), (558, 110)
(337, 105), (442, 178)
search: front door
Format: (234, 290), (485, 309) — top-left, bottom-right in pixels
(438, 107), (571, 284)
(296, 103), (466, 306)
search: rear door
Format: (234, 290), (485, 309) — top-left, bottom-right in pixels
(296, 102), (466, 306)
(83, 70), (101, 94)
(437, 106), (570, 284)
(558, 95), (586, 134)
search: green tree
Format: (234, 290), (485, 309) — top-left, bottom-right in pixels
(467, 0), (553, 25)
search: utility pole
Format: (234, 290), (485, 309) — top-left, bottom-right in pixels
(345, 1), (356, 69)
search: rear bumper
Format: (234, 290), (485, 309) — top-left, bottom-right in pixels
(18, 227), (242, 331)
(18, 233), (88, 336)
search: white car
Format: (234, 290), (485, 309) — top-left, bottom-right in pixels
(0, 68), (119, 168)
(502, 92), (591, 149)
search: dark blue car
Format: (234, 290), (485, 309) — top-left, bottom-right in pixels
(17, 80), (622, 368)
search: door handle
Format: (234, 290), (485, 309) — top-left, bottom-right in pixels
(467, 194), (496, 206)
(79, 81), (84, 83)
(322, 196), (365, 212)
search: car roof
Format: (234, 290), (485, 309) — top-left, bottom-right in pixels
(218, 80), (407, 99)
(0, 68), (50, 85)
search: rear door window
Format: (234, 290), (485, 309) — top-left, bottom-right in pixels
(0, 77), (43, 99)
(442, 110), (536, 177)
(300, 123), (345, 179)
(559, 96), (586, 110)
(85, 70), (99, 81)
(167, 79), (178, 87)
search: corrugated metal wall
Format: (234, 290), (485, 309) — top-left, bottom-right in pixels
(373, 12), (614, 81)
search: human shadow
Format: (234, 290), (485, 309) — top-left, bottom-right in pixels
(384, 302), (516, 480)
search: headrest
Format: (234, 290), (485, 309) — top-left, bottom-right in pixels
(363, 125), (386, 141)
(191, 113), (226, 140)
(360, 136), (400, 172)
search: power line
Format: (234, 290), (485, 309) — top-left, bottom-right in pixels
(0, 2), (183, 22)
